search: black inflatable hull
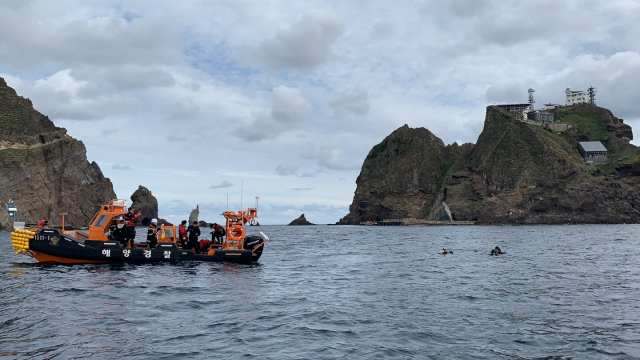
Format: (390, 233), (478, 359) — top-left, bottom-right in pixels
(28, 229), (263, 265)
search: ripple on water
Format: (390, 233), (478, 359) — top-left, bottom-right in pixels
(2, 225), (640, 358)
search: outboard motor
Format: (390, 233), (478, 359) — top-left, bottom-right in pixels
(244, 234), (265, 260)
(244, 235), (263, 250)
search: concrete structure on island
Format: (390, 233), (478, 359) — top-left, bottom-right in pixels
(565, 88), (588, 106)
(578, 141), (608, 163)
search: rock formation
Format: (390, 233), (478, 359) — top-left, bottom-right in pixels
(189, 205), (199, 224)
(0, 205), (12, 230)
(127, 185), (173, 226)
(337, 124), (473, 224)
(0, 77), (116, 228)
(129, 185), (158, 226)
(289, 214), (314, 225)
(339, 104), (640, 225)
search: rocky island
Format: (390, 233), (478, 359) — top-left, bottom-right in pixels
(289, 214), (314, 225)
(0, 77), (116, 230)
(339, 103), (640, 225)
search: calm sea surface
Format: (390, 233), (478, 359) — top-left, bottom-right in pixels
(1, 224), (640, 359)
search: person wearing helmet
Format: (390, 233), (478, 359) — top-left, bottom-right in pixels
(147, 218), (159, 248)
(109, 216), (127, 246)
(490, 246), (504, 256)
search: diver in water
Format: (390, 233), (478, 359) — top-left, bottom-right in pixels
(439, 248), (452, 255)
(490, 246), (504, 256)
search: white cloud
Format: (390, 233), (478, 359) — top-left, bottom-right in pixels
(234, 86), (313, 141)
(250, 10), (345, 71)
(168, 99), (199, 120)
(3, 1), (640, 225)
(304, 144), (361, 171)
(329, 86), (370, 116)
(71, 64), (175, 90)
(112, 164), (131, 170)
(166, 134), (187, 142)
(276, 162), (298, 175)
(210, 180), (234, 189)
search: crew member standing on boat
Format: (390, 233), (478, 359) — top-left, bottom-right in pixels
(179, 220), (188, 248)
(123, 208), (141, 248)
(109, 216), (127, 246)
(211, 222), (225, 244)
(147, 218), (159, 248)
(187, 221), (201, 254)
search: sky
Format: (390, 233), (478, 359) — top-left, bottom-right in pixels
(1, 0), (640, 225)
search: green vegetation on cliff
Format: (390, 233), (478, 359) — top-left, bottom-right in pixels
(339, 103), (640, 225)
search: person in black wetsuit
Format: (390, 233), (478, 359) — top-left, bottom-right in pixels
(187, 221), (201, 254)
(147, 218), (159, 248)
(109, 216), (127, 246)
(490, 246), (504, 256)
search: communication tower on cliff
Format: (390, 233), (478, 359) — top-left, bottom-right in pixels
(587, 86), (597, 105)
(528, 88), (535, 112)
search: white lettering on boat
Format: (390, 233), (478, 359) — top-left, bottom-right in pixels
(143, 250), (152, 258)
(123, 250), (131, 257)
(102, 249), (111, 257)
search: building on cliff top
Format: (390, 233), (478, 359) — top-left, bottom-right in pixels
(496, 103), (531, 121)
(565, 88), (588, 106)
(578, 141), (607, 163)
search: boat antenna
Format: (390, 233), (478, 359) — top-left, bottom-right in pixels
(240, 181), (244, 212)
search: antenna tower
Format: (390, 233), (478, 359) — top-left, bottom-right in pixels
(527, 88), (535, 112)
(587, 86), (597, 105)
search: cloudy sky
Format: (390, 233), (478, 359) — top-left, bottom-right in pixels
(1, 0), (640, 224)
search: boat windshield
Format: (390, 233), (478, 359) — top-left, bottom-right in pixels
(93, 215), (110, 227)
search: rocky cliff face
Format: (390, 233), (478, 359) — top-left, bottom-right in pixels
(340, 104), (640, 225)
(0, 77), (116, 228)
(338, 125), (472, 224)
(130, 185), (158, 226)
(189, 205), (199, 224)
(0, 207), (12, 230)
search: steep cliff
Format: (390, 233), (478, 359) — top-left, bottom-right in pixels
(0, 77), (116, 228)
(0, 207), (12, 230)
(340, 104), (640, 225)
(337, 125), (473, 224)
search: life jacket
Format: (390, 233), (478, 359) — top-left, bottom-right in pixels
(179, 225), (188, 239)
(123, 212), (140, 227)
(147, 224), (158, 240)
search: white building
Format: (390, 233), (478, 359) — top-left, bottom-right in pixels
(565, 88), (588, 106)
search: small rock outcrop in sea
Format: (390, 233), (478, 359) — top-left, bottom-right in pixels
(0, 77), (116, 227)
(288, 214), (314, 225)
(189, 205), (199, 224)
(128, 185), (171, 226)
(130, 185), (158, 226)
(198, 220), (210, 228)
(339, 103), (640, 225)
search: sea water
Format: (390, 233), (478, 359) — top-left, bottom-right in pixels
(1, 224), (639, 359)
